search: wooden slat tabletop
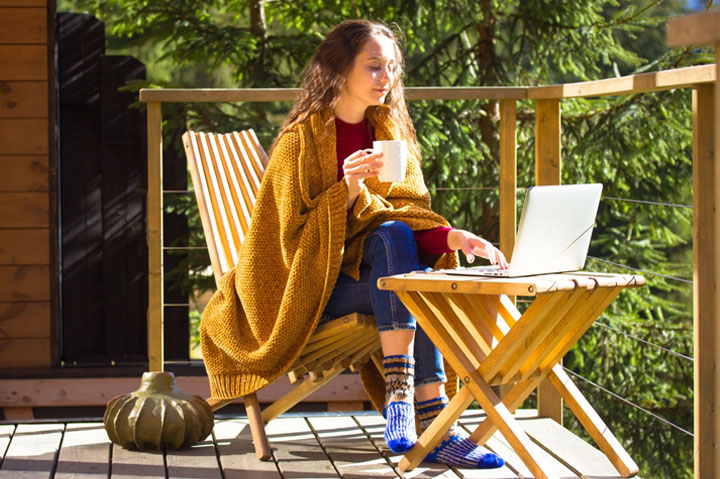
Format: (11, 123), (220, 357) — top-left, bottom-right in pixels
(378, 271), (644, 297)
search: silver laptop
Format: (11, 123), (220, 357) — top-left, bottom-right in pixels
(436, 183), (603, 277)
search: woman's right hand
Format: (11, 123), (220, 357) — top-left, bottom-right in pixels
(343, 149), (384, 209)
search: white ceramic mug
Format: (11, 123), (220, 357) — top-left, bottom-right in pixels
(373, 140), (408, 182)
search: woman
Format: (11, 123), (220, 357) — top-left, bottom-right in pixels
(200, 20), (507, 468)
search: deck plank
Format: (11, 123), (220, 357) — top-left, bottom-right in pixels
(0, 410), (631, 479)
(353, 414), (459, 478)
(0, 423), (63, 478)
(166, 434), (221, 479)
(458, 410), (581, 479)
(0, 425), (15, 462)
(307, 415), (398, 478)
(213, 418), (281, 479)
(520, 417), (622, 478)
(265, 416), (340, 478)
(110, 444), (165, 478)
(54, 422), (109, 478)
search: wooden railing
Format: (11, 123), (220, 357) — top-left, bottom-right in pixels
(141, 62), (715, 475)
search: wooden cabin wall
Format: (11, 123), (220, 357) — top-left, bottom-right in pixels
(0, 0), (53, 369)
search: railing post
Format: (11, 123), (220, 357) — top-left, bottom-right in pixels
(534, 98), (563, 424)
(534, 99), (561, 185)
(499, 99), (517, 260)
(146, 101), (164, 372)
(667, 11), (720, 478)
(694, 82), (716, 479)
(499, 99), (517, 400)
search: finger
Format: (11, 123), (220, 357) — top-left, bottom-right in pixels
(498, 252), (509, 269)
(346, 161), (383, 176)
(344, 151), (383, 167)
(462, 245), (475, 264)
(346, 169), (380, 181)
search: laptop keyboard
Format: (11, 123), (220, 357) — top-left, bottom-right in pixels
(430, 265), (511, 276)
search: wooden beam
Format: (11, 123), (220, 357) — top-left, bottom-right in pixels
(529, 64), (715, 99)
(2, 407), (34, 420)
(0, 119), (48, 154)
(0, 8), (46, 44)
(0, 82), (48, 118)
(0, 338), (51, 369)
(139, 86), (528, 103)
(534, 98), (563, 424)
(146, 102), (163, 372)
(0, 229), (49, 265)
(0, 1), (46, 5)
(0, 157), (49, 192)
(694, 77), (717, 479)
(0, 374), (369, 407)
(668, 9), (720, 48)
(139, 67), (716, 104)
(0, 265), (50, 301)
(0, 45), (47, 81)
(140, 88), (301, 103)
(0, 193), (49, 228)
(499, 99), (517, 259)
(534, 99), (561, 186)
(0, 301), (51, 337)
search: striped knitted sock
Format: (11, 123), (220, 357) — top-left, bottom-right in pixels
(418, 396), (504, 469)
(417, 395), (458, 436)
(383, 355), (417, 454)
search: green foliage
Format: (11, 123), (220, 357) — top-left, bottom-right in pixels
(57, 0), (712, 476)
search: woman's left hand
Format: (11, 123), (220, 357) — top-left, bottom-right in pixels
(447, 229), (509, 269)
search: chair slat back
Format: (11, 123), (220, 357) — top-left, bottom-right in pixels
(183, 129), (268, 285)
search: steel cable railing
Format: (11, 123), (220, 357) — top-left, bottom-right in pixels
(602, 196), (693, 210)
(587, 256), (693, 284)
(592, 321), (693, 362)
(563, 367), (693, 438)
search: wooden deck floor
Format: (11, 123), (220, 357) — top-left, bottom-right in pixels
(0, 409), (631, 478)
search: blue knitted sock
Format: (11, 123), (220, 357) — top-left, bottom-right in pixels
(418, 396), (504, 469)
(383, 355), (416, 454)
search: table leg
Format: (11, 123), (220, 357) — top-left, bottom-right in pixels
(398, 290), (561, 479)
(464, 375), (561, 479)
(547, 364), (638, 477)
(468, 378), (540, 445)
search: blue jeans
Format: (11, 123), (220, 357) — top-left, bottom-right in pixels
(323, 221), (446, 386)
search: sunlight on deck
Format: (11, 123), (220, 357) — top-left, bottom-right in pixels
(0, 409), (631, 479)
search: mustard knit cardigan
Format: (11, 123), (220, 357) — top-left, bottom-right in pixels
(200, 105), (459, 409)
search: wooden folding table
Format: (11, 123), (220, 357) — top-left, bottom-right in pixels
(377, 271), (644, 479)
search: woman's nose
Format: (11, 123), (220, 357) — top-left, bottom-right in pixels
(378, 66), (391, 82)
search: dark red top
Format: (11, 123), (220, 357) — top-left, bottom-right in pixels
(335, 117), (453, 255)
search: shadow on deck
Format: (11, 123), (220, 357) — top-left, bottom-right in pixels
(0, 409), (633, 478)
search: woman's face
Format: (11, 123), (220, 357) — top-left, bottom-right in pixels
(339, 34), (398, 114)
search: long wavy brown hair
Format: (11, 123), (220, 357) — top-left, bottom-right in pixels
(272, 20), (420, 159)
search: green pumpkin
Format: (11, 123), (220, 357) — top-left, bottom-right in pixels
(104, 371), (214, 450)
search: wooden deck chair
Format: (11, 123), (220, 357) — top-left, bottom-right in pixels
(182, 129), (383, 460)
